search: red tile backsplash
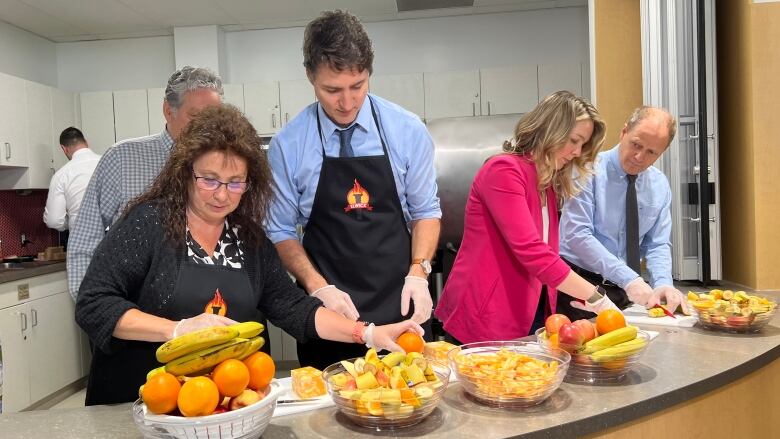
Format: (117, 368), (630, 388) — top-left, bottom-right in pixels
(0, 190), (59, 259)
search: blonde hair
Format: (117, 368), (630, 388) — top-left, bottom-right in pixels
(503, 90), (606, 206)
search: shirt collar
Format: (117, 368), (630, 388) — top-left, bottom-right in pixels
(161, 127), (175, 151)
(606, 145), (629, 179)
(70, 148), (91, 160)
(317, 95), (373, 138)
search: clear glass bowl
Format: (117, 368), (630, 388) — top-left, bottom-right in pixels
(535, 327), (650, 384)
(322, 356), (450, 430)
(448, 341), (569, 408)
(689, 296), (777, 333)
(132, 381), (281, 439)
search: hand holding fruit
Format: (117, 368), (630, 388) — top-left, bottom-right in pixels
(648, 285), (690, 315)
(311, 285), (360, 321)
(172, 313), (238, 338)
(624, 277), (655, 305)
(400, 276), (433, 324)
(372, 320), (424, 353)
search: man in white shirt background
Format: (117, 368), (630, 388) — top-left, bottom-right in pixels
(43, 127), (101, 235)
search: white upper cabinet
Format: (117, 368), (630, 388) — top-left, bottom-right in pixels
(147, 88), (166, 135)
(113, 89), (150, 142)
(0, 72), (29, 167)
(423, 70), (480, 121)
(222, 84), (245, 112)
(538, 63), (583, 100)
(370, 73), (425, 121)
(480, 65), (538, 116)
(23, 81), (54, 188)
(244, 81), (281, 136)
(79, 91), (115, 155)
(51, 89), (76, 172)
(279, 79), (315, 127)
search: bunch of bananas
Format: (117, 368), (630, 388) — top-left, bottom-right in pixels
(579, 326), (647, 362)
(150, 321), (265, 378)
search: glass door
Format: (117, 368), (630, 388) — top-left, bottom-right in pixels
(640, 0), (721, 283)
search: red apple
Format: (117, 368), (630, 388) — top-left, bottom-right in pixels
(572, 319), (596, 342)
(343, 378), (357, 391)
(545, 314), (571, 335)
(376, 369), (390, 387)
(557, 323), (584, 348)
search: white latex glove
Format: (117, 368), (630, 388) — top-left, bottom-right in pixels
(400, 276), (433, 324)
(172, 313), (237, 338)
(648, 285), (690, 315)
(569, 293), (622, 314)
(625, 277), (655, 305)
(370, 319), (425, 353)
(311, 285), (359, 321)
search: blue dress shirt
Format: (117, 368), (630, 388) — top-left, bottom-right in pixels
(559, 146), (673, 289)
(266, 94), (441, 244)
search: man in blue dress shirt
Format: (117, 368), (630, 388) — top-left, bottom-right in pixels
(267, 10), (441, 369)
(557, 106), (690, 320)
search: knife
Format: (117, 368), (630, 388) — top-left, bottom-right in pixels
(652, 305), (677, 319)
(276, 398), (325, 404)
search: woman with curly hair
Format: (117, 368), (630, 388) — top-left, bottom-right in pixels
(435, 91), (623, 344)
(76, 104), (422, 405)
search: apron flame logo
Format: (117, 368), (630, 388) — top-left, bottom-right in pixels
(204, 288), (227, 316)
(344, 179), (373, 212)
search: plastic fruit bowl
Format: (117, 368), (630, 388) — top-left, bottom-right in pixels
(689, 295), (777, 333)
(535, 328), (650, 384)
(448, 341), (569, 408)
(132, 380), (281, 439)
(322, 356), (450, 430)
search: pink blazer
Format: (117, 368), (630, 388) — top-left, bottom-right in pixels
(435, 154), (571, 343)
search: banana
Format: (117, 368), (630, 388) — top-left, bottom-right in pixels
(581, 326), (638, 354)
(590, 337), (647, 362)
(230, 321), (264, 339)
(165, 337), (251, 376)
(237, 336), (266, 360)
(156, 326), (239, 363)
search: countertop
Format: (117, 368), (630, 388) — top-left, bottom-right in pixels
(0, 261), (66, 284)
(1, 291), (778, 438)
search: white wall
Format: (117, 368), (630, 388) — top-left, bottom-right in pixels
(51, 7), (588, 91)
(56, 36), (175, 92)
(225, 7), (589, 83)
(0, 20), (57, 86)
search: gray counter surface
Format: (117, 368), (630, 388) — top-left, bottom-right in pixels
(1, 290), (778, 438)
(0, 261), (66, 284)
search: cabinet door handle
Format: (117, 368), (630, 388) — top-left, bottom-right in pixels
(487, 101), (492, 116)
(4, 142), (10, 160)
(472, 103), (476, 117)
(31, 308), (38, 327)
(271, 113), (277, 128)
(21, 311), (28, 332)
(285, 113), (289, 124)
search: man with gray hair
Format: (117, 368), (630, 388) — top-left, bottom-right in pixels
(557, 106), (691, 320)
(67, 66), (223, 301)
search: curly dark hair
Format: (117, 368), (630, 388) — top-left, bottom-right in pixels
(125, 104), (273, 249)
(303, 9), (374, 75)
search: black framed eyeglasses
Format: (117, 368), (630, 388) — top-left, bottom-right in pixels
(192, 171), (249, 194)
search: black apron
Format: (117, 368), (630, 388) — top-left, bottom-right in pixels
(85, 248), (257, 405)
(555, 258), (633, 321)
(296, 98), (421, 370)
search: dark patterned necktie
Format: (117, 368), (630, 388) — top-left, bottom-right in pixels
(339, 125), (356, 157)
(626, 174), (641, 273)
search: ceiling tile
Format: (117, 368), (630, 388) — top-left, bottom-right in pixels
(20, 0), (164, 35)
(116, 0), (235, 27)
(0, 0), (86, 39)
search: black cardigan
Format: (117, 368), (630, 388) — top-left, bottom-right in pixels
(75, 201), (322, 355)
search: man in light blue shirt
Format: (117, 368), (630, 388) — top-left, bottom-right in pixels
(557, 107), (690, 319)
(267, 10), (440, 369)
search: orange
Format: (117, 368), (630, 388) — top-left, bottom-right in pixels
(595, 309), (627, 335)
(549, 333), (560, 349)
(212, 359), (250, 397)
(396, 332), (424, 354)
(177, 376), (220, 417)
(243, 351), (275, 391)
(141, 372), (181, 414)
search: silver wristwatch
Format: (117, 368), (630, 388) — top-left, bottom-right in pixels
(412, 258), (432, 276)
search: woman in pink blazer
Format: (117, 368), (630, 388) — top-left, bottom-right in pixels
(436, 91), (622, 343)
